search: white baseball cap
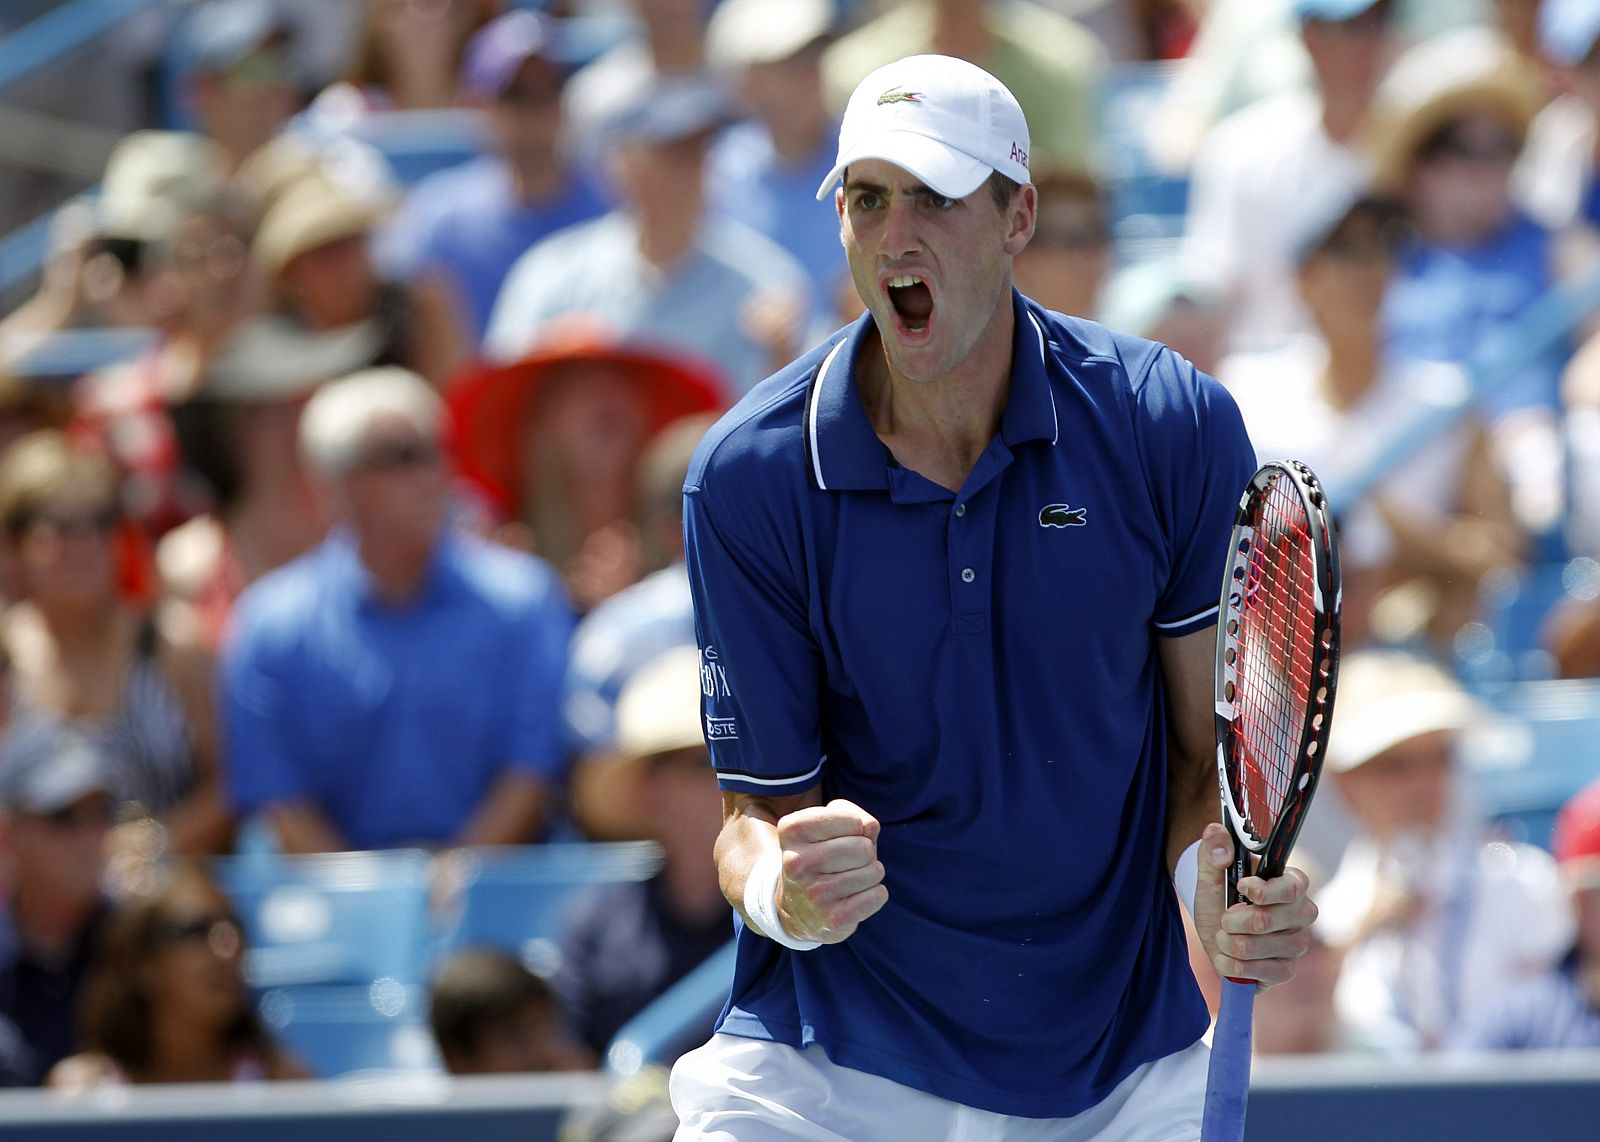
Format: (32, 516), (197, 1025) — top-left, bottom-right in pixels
(815, 54), (1032, 203)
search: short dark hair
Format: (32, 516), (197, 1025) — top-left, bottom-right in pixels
(985, 170), (1022, 211)
(429, 948), (554, 1065)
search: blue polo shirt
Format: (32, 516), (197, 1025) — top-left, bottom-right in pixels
(683, 290), (1255, 1118)
(223, 528), (573, 850)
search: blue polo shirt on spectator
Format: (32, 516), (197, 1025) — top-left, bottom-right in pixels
(223, 527), (572, 850)
(683, 290), (1255, 1117)
(1384, 210), (1566, 417)
(709, 121), (845, 305)
(376, 157), (607, 343)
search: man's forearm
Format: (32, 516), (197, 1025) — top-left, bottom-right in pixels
(456, 770), (548, 847)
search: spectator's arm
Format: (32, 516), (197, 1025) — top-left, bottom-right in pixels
(404, 274), (469, 389)
(453, 769), (549, 848)
(264, 800), (348, 854)
(155, 619), (235, 854)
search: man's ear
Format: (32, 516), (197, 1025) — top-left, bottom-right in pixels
(1003, 183), (1038, 257)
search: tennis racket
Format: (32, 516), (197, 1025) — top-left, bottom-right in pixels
(1199, 459), (1341, 1142)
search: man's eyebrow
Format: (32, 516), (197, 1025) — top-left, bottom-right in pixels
(841, 179), (941, 197)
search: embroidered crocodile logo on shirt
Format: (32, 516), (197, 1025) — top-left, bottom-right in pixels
(1039, 504), (1088, 528)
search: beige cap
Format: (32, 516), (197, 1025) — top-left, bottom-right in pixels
(1367, 27), (1542, 194)
(1324, 650), (1479, 774)
(97, 130), (226, 243)
(706, 0), (834, 69)
(615, 646), (709, 762)
(251, 171), (383, 280)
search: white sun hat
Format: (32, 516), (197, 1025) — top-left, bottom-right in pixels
(815, 54), (1032, 203)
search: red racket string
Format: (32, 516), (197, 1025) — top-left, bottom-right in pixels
(1229, 477), (1317, 837)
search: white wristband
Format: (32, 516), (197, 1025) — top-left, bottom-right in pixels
(743, 847), (822, 951)
(1174, 839), (1201, 917)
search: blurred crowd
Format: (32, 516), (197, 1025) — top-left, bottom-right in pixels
(0, 0), (1599, 1124)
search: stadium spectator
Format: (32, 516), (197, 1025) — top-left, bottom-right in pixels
(0, 433), (228, 853)
(705, 0), (845, 307)
(1517, 1), (1600, 252)
(485, 69), (807, 394)
(1372, 27), (1569, 541)
(1315, 650), (1575, 1055)
(156, 316), (358, 654)
(562, 414), (717, 840)
(1013, 170), (1113, 321)
(249, 160), (466, 391)
(0, 723), (119, 1085)
(305, 0), (497, 130)
(175, 0), (301, 175)
(821, 0), (1106, 178)
(450, 331), (724, 613)
(0, 133), (229, 373)
(564, 0), (716, 169)
(48, 863), (304, 1087)
(1098, 255), (1226, 379)
(1218, 189), (1523, 652)
(72, 173), (263, 538)
(554, 647), (729, 1061)
(0, 368), (73, 468)
(429, 947), (593, 1074)
(1451, 776), (1600, 1051)
(377, 11), (607, 344)
(1182, 0), (1395, 354)
(222, 367), (572, 852)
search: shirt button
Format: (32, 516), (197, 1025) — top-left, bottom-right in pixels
(954, 503), (966, 517)
(961, 568), (975, 583)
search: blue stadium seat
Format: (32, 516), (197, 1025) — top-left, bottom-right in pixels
(257, 983), (441, 1078)
(1459, 677), (1600, 849)
(213, 849), (433, 990)
(1456, 560), (1596, 684)
(432, 842), (661, 976)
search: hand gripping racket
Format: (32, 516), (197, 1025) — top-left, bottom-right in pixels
(1199, 460), (1341, 1142)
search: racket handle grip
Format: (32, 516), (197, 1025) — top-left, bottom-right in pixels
(1200, 979), (1257, 1142)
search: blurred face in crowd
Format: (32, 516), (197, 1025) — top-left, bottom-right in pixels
(490, 56), (565, 168)
(1298, 208), (1394, 338)
(139, 879), (247, 1033)
(1145, 296), (1225, 381)
(1406, 111), (1521, 245)
(1013, 177), (1110, 319)
(2, 791), (114, 914)
(838, 159), (1034, 386)
(340, 413), (450, 550)
(1301, 2), (1392, 108)
(531, 363), (653, 486)
(1333, 731), (1455, 841)
(12, 491), (120, 611)
(168, 208), (259, 341)
(279, 234), (378, 330)
(612, 130), (714, 234)
(452, 998), (585, 1074)
(1573, 883), (1600, 961)
(737, 41), (829, 147)
(191, 44), (298, 167)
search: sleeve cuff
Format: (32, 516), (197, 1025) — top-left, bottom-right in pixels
(1152, 602), (1221, 639)
(714, 755), (826, 798)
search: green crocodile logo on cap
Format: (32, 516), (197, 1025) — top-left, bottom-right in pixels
(877, 89), (923, 106)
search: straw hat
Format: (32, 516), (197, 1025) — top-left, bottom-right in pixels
(1366, 27), (1542, 195)
(97, 131), (226, 244)
(251, 170), (384, 280)
(1324, 650), (1479, 774)
(446, 322), (727, 516)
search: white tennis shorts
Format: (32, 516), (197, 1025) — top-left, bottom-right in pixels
(670, 1032), (1208, 1141)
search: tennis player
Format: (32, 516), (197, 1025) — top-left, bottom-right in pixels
(673, 54), (1318, 1140)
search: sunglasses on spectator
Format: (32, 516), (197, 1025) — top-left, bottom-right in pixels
(351, 439), (440, 474)
(157, 914), (242, 948)
(1419, 130), (1520, 166)
(222, 49), (292, 90)
(26, 508), (118, 540)
(35, 798), (116, 831)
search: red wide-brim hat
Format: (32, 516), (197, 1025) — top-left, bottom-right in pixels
(447, 328), (730, 516)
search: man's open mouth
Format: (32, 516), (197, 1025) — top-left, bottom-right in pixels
(885, 273), (934, 335)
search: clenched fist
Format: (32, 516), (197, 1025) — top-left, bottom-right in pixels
(774, 799), (889, 944)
